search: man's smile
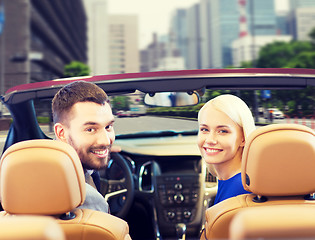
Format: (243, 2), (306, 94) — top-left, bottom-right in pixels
(91, 149), (109, 158)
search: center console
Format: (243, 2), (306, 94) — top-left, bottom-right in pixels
(156, 175), (199, 223)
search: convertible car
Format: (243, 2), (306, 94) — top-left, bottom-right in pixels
(1, 68), (315, 239)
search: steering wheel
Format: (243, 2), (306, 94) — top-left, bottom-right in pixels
(101, 152), (135, 219)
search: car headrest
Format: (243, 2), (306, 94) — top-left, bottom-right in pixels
(242, 124), (315, 196)
(0, 216), (65, 240)
(0, 139), (86, 215)
(230, 205), (315, 240)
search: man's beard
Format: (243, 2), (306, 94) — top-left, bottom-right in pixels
(68, 135), (111, 170)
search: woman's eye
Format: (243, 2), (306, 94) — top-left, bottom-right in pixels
(218, 129), (228, 134)
(199, 128), (208, 132)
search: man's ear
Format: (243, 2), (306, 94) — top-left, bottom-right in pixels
(240, 138), (245, 147)
(54, 123), (67, 143)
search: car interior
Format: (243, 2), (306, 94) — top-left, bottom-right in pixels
(200, 123), (315, 240)
(0, 139), (131, 240)
(229, 205), (315, 240)
(0, 216), (65, 240)
(0, 69), (314, 239)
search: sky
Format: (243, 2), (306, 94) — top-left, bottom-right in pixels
(108, 0), (289, 49)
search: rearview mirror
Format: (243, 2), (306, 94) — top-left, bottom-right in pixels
(144, 92), (199, 107)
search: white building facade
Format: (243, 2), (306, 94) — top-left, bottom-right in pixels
(84, 0), (109, 75)
(232, 35), (292, 67)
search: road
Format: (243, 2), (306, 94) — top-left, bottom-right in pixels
(1, 116), (314, 153)
(114, 116), (198, 135)
(0, 116), (198, 153)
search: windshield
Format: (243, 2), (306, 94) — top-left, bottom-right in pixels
(0, 0), (315, 147)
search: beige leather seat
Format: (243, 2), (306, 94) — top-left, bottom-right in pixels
(0, 216), (65, 240)
(0, 139), (131, 240)
(200, 124), (315, 240)
(229, 205), (315, 240)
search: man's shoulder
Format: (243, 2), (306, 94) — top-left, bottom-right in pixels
(78, 183), (109, 213)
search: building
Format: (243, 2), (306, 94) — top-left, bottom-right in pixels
(246, 0), (277, 36)
(288, 7), (315, 40)
(170, 9), (189, 69)
(0, 0), (87, 94)
(289, 0), (315, 9)
(232, 34), (292, 67)
(108, 15), (139, 74)
(294, 8), (315, 40)
(84, 0), (109, 75)
(175, 0), (278, 69)
(186, 3), (202, 69)
(276, 12), (290, 35)
(140, 33), (166, 72)
(287, 0), (315, 40)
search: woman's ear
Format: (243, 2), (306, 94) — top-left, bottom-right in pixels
(54, 123), (67, 143)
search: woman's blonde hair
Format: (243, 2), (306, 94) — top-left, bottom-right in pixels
(198, 94), (256, 141)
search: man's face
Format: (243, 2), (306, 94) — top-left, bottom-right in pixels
(58, 101), (115, 170)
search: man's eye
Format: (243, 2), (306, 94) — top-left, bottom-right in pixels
(105, 124), (113, 130)
(86, 128), (96, 133)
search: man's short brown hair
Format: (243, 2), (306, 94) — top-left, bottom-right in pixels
(52, 81), (110, 124)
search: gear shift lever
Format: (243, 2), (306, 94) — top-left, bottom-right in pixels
(176, 223), (186, 240)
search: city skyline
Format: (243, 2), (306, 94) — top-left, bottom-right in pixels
(108, 0), (289, 49)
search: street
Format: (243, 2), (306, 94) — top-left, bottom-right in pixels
(0, 116), (199, 153)
(1, 115), (314, 153)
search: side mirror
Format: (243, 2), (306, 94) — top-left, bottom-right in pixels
(144, 92), (200, 107)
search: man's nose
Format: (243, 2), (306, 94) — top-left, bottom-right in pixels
(98, 130), (112, 146)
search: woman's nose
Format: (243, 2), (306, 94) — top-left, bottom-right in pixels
(205, 133), (217, 145)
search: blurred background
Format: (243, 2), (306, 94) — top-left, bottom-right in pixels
(0, 0), (314, 120)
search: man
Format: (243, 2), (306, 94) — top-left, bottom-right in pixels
(52, 80), (115, 213)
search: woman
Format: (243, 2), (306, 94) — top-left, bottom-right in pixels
(197, 94), (256, 205)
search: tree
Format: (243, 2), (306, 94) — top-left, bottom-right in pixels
(256, 41), (313, 68)
(111, 96), (130, 111)
(64, 61), (90, 77)
(286, 51), (315, 68)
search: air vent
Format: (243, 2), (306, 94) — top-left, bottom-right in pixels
(205, 168), (217, 189)
(139, 161), (154, 193)
(205, 170), (216, 183)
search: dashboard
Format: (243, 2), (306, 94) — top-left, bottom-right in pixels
(113, 134), (217, 239)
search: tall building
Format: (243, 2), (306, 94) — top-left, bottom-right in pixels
(246, 0), (277, 36)
(108, 15), (139, 74)
(84, 0), (109, 75)
(288, 0), (315, 40)
(289, 0), (315, 9)
(140, 33), (184, 72)
(0, 0), (87, 94)
(208, 0), (241, 67)
(293, 8), (315, 40)
(170, 9), (189, 69)
(140, 33), (167, 72)
(276, 12), (290, 35)
(199, 0), (222, 68)
(192, 0), (277, 68)
(186, 3), (202, 69)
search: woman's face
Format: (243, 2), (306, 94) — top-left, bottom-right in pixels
(197, 105), (245, 170)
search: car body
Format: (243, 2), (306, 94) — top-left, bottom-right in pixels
(116, 110), (132, 118)
(265, 108), (285, 119)
(1, 68), (315, 239)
